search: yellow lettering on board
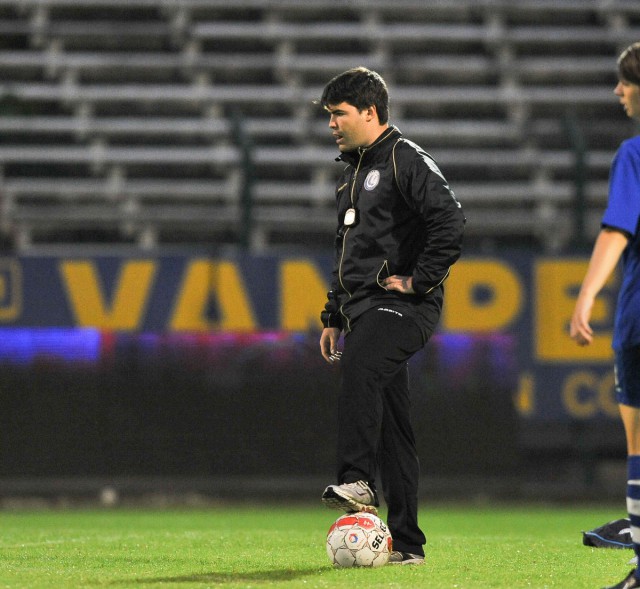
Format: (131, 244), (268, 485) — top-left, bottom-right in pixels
(0, 259), (22, 321)
(535, 260), (615, 362)
(562, 370), (598, 418)
(514, 372), (535, 417)
(280, 260), (328, 331)
(170, 260), (256, 331)
(60, 260), (156, 329)
(562, 370), (618, 419)
(598, 372), (618, 418)
(442, 260), (522, 332)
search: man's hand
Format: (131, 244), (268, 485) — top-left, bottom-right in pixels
(320, 327), (342, 363)
(382, 275), (415, 294)
(569, 228), (628, 347)
(569, 295), (595, 346)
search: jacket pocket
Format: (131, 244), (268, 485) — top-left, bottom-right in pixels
(376, 259), (390, 289)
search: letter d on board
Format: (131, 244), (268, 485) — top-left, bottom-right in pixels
(442, 260), (522, 332)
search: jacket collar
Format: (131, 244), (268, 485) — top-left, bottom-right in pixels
(336, 125), (402, 165)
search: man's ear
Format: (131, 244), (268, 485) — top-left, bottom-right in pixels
(364, 105), (378, 122)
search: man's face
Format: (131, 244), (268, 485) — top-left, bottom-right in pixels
(325, 102), (372, 152)
(615, 78), (640, 121)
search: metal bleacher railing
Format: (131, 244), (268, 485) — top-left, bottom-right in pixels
(0, 0), (638, 251)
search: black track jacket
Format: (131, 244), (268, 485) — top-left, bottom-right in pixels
(320, 126), (465, 341)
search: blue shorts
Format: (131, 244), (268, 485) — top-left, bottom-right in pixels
(615, 346), (640, 408)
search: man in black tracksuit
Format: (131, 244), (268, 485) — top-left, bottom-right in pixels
(318, 67), (465, 565)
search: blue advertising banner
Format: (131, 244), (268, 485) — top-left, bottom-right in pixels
(0, 251), (619, 422)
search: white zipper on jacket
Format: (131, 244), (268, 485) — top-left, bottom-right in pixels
(338, 147), (366, 332)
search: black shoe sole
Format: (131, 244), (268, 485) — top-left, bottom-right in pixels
(321, 486), (378, 515)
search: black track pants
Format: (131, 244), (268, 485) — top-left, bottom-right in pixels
(337, 306), (428, 555)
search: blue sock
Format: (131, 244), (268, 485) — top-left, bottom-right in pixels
(627, 455), (640, 576)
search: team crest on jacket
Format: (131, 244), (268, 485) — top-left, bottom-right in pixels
(364, 170), (380, 191)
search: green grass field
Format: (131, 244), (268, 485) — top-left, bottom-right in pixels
(0, 503), (634, 588)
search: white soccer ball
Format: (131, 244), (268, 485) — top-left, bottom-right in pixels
(326, 512), (393, 568)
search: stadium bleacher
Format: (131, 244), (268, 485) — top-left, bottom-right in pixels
(0, 0), (639, 251)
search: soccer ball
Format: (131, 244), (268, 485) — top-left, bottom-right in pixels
(326, 512), (392, 568)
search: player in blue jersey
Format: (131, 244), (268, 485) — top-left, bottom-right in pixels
(570, 41), (640, 589)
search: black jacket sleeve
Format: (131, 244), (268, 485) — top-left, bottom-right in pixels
(320, 174), (350, 330)
(320, 289), (343, 330)
(393, 140), (465, 295)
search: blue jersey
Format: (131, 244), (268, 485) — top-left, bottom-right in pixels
(602, 135), (640, 350)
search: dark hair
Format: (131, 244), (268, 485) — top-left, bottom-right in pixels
(320, 67), (389, 124)
(618, 41), (640, 85)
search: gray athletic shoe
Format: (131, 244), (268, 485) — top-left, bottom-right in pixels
(388, 551), (425, 565)
(321, 480), (379, 514)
